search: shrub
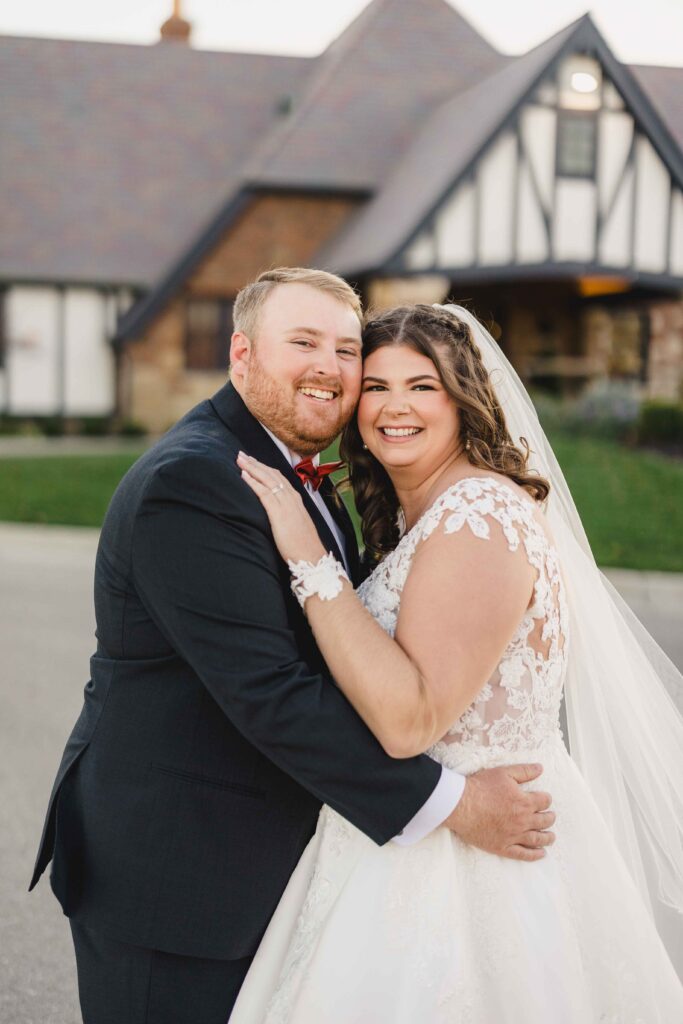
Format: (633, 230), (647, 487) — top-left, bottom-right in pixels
(117, 419), (147, 438)
(80, 417), (111, 436)
(531, 381), (640, 442)
(637, 401), (683, 446)
(569, 382), (640, 442)
(40, 416), (67, 437)
(0, 416), (23, 436)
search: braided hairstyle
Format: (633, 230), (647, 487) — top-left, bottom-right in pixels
(340, 304), (550, 562)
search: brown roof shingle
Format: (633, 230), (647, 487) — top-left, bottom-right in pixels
(245, 0), (505, 190)
(0, 35), (310, 285)
(630, 64), (683, 153)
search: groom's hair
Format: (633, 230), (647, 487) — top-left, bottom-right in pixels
(233, 267), (362, 339)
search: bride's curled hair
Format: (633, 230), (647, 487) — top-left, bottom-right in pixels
(340, 304), (550, 562)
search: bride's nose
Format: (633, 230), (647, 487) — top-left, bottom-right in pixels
(381, 392), (412, 416)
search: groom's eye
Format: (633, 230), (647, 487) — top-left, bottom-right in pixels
(292, 339), (314, 347)
(338, 348), (359, 359)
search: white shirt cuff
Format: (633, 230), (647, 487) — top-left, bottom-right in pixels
(391, 767), (467, 846)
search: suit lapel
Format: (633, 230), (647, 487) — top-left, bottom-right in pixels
(210, 383), (348, 570)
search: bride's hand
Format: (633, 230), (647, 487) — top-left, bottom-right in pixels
(237, 452), (327, 565)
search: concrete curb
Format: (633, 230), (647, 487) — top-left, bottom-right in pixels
(0, 437), (151, 458)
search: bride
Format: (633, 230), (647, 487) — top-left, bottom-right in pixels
(234, 303), (683, 1022)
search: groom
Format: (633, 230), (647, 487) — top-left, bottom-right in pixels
(30, 267), (554, 1024)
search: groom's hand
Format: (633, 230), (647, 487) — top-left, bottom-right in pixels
(444, 763), (555, 862)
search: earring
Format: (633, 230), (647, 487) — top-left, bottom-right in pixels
(465, 437), (472, 451)
(363, 443), (368, 450)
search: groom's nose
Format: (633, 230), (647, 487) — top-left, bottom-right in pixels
(311, 346), (342, 378)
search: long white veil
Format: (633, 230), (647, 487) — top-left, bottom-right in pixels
(438, 304), (683, 965)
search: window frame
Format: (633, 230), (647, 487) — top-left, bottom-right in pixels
(555, 109), (598, 180)
(184, 297), (234, 372)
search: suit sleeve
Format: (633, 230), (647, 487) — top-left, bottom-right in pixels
(131, 453), (441, 845)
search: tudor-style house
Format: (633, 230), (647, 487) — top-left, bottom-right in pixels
(2, 0), (682, 431)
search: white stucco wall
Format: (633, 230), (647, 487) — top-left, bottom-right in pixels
(3, 285), (117, 417)
(64, 289), (116, 415)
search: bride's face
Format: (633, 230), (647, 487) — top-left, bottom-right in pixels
(357, 344), (462, 475)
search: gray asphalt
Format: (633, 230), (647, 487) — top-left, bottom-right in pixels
(1, 525), (98, 1024)
(1, 523), (682, 1023)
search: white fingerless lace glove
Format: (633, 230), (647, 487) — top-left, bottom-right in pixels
(288, 552), (349, 609)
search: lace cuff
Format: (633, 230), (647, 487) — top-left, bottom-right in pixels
(288, 552), (349, 609)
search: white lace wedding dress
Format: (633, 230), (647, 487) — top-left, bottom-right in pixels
(229, 478), (683, 1023)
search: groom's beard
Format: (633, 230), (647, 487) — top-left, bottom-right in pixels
(242, 349), (354, 457)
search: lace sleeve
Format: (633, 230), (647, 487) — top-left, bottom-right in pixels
(411, 476), (537, 555)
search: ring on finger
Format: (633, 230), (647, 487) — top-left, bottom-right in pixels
(271, 483), (285, 495)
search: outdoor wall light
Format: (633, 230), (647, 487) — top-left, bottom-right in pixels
(571, 71), (599, 93)
(559, 55), (601, 109)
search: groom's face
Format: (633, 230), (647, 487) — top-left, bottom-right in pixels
(231, 283), (362, 456)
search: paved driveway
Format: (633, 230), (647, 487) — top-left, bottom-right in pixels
(1, 523), (681, 1023)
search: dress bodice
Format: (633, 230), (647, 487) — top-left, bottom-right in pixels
(358, 476), (569, 773)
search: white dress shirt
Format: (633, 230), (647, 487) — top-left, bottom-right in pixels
(259, 424), (466, 845)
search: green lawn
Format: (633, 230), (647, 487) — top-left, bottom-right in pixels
(0, 435), (681, 571)
(545, 433), (683, 571)
(0, 453), (144, 528)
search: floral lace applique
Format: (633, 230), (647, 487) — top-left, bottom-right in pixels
(359, 476), (569, 772)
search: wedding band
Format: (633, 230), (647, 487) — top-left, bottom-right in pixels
(271, 484), (285, 495)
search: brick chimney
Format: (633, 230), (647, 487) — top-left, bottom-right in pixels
(160, 0), (192, 44)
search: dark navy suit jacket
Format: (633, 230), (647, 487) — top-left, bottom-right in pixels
(30, 382), (440, 959)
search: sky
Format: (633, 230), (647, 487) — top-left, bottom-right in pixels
(0, 0), (681, 66)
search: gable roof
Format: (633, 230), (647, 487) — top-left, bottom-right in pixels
(244, 0), (504, 191)
(316, 17), (582, 276)
(0, 35), (310, 287)
(318, 14), (683, 277)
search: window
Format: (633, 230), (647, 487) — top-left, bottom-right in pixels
(556, 111), (597, 178)
(185, 299), (234, 371)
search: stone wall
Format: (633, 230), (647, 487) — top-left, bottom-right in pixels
(122, 192), (361, 431)
(366, 275), (451, 311)
(647, 300), (683, 402)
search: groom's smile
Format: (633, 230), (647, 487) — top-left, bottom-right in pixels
(297, 385), (338, 402)
(230, 282), (362, 456)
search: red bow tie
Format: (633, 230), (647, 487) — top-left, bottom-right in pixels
(294, 457), (343, 492)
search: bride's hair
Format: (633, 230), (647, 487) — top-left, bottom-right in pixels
(340, 304), (550, 561)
